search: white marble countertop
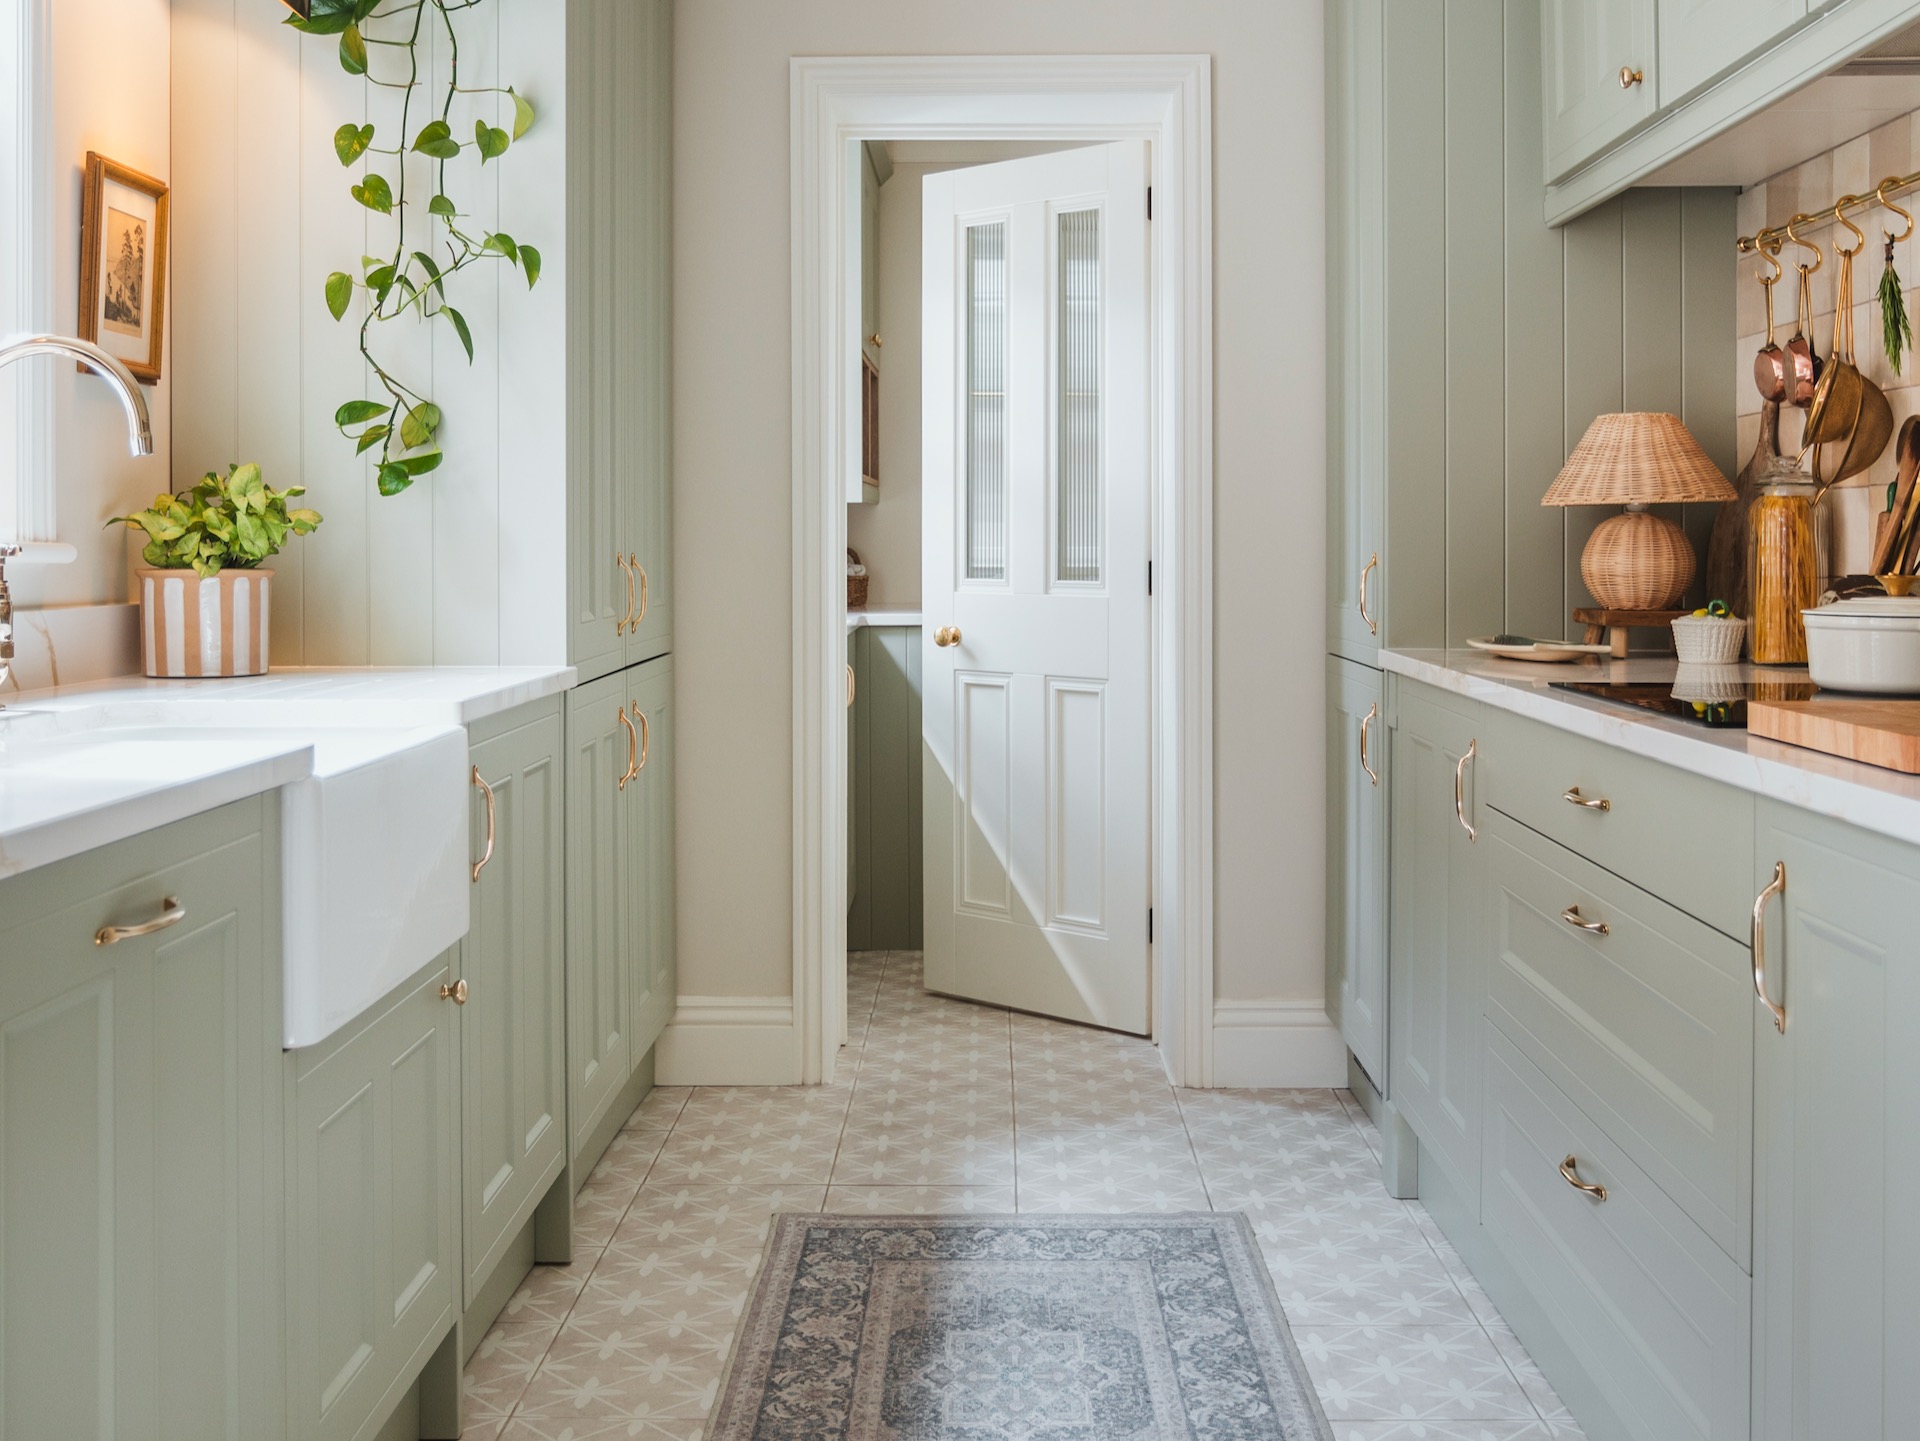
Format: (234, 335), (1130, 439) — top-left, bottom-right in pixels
(0, 665), (575, 880)
(847, 608), (923, 630)
(1383, 649), (1920, 849)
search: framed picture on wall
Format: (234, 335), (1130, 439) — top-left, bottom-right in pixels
(77, 151), (168, 384)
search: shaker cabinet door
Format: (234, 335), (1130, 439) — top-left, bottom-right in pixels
(566, 671), (636, 1163)
(1327, 656), (1388, 1090)
(1751, 803), (1920, 1441)
(1388, 681), (1486, 1207)
(628, 657), (678, 1060)
(462, 707), (568, 1305)
(1658, 0), (1805, 107)
(1542, 0), (1656, 183)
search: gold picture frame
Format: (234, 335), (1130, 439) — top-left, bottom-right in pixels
(78, 152), (169, 385)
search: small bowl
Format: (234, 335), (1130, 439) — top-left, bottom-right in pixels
(1671, 614), (1748, 665)
(1878, 574), (1916, 598)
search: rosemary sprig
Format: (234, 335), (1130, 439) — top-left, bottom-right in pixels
(1880, 236), (1911, 376)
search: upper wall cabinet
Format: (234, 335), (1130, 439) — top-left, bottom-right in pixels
(1543, 0), (1920, 224)
(1543, 0), (1658, 183)
(1658, 0), (1808, 107)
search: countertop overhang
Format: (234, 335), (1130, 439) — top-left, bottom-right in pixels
(1383, 649), (1920, 850)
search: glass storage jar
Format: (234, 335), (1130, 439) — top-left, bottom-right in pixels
(1749, 468), (1819, 665)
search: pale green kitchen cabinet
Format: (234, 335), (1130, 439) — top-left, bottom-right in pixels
(567, 0), (673, 679)
(285, 955), (460, 1441)
(565, 655), (676, 1169)
(1542, 0), (1657, 183)
(1387, 678), (1486, 1209)
(0, 798), (283, 1441)
(1750, 801), (1920, 1441)
(460, 699), (569, 1307)
(1326, 655), (1388, 1091)
(1657, 0), (1808, 106)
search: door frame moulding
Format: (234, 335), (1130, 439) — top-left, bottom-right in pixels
(788, 54), (1216, 1085)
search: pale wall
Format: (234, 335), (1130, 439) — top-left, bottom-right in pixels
(9, 0), (173, 613)
(676, 0), (1326, 1005)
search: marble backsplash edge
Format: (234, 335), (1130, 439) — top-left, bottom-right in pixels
(2, 603), (140, 697)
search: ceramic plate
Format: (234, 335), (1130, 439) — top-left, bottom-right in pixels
(1465, 635), (1611, 663)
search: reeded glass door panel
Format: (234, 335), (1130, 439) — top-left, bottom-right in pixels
(1056, 207), (1101, 584)
(965, 221), (1008, 581)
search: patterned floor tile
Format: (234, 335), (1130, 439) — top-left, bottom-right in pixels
(515, 1329), (722, 1420)
(831, 1124), (1017, 1185)
(1329, 1423), (1574, 1440)
(1267, 1244), (1481, 1327)
(571, 1181), (640, 1251)
(500, 1417), (706, 1441)
(1294, 1326), (1540, 1422)
(464, 1322), (560, 1420)
(1485, 1324), (1576, 1424)
(498, 1250), (603, 1327)
(822, 1183), (1018, 1214)
(622, 1087), (692, 1134)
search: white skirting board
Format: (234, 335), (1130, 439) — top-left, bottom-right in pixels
(1210, 999), (1348, 1088)
(655, 996), (799, 1086)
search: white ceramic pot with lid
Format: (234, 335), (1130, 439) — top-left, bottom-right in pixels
(1801, 596), (1920, 694)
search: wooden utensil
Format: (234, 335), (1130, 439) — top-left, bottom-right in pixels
(1750, 696), (1920, 773)
(1707, 399), (1780, 619)
(1870, 414), (1920, 575)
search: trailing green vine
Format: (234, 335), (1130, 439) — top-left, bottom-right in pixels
(289, 0), (542, 496)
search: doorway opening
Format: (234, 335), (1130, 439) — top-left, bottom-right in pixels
(790, 56), (1215, 1089)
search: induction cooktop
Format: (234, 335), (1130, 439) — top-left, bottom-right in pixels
(1548, 679), (1820, 729)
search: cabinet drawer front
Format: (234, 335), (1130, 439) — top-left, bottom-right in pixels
(1484, 709), (1753, 936)
(1484, 1031), (1750, 1441)
(1484, 811), (1752, 1262)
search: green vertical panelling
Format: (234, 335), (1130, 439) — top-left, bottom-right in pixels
(1444, 0), (1509, 647)
(1384, 0), (1449, 649)
(1562, 197), (1626, 613)
(849, 627), (924, 951)
(1622, 190), (1689, 596)
(1681, 189), (1738, 608)
(1502, 0), (1568, 640)
(849, 626), (872, 952)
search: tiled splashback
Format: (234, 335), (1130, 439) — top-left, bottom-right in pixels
(1736, 114), (1920, 575)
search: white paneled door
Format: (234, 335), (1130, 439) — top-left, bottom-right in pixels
(921, 142), (1152, 1034)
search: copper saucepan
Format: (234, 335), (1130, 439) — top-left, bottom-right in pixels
(1752, 239), (1788, 404)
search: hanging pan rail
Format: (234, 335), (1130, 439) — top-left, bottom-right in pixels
(1739, 173), (1920, 257)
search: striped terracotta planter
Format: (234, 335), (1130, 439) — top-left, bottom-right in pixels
(138, 568), (272, 678)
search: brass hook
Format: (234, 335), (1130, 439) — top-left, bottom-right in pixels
(1751, 233), (1783, 287)
(1833, 193), (1867, 257)
(1878, 176), (1915, 244)
(1785, 213), (1823, 275)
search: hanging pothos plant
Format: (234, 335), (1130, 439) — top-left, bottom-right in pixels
(288, 0), (542, 496)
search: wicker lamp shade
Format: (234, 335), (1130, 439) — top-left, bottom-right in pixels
(1543, 412), (1735, 610)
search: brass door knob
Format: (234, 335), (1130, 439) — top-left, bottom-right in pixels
(934, 626), (962, 648)
(441, 978), (469, 1005)
(1619, 65), (1643, 89)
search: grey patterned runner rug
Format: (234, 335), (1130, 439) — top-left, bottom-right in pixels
(708, 1211), (1335, 1440)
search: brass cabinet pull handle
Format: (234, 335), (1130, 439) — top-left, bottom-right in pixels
(1360, 702), (1379, 786)
(934, 626), (962, 648)
(1453, 739), (1478, 843)
(617, 707), (639, 790)
(1619, 65), (1644, 89)
(440, 978), (469, 1005)
(1563, 786), (1611, 812)
(95, 896), (185, 946)
(470, 766), (497, 883)
(616, 554), (635, 636)
(632, 703), (650, 773)
(1752, 860), (1788, 1034)
(633, 554), (647, 625)
(1561, 905), (1610, 937)
(1359, 553), (1379, 636)
(846, 663), (856, 708)
(1559, 1154), (1609, 1201)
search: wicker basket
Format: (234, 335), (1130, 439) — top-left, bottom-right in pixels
(1671, 614), (1747, 665)
(847, 547), (868, 611)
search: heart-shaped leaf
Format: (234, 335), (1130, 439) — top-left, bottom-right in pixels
(400, 402), (442, 449)
(365, 264), (395, 306)
(508, 87), (536, 139)
(483, 232), (518, 263)
(377, 462), (412, 496)
(412, 120), (462, 160)
(338, 23), (367, 75)
(354, 423), (390, 455)
(324, 271), (354, 321)
(428, 194), (457, 219)
(334, 123), (375, 166)
(410, 250), (445, 298)
(474, 120), (510, 162)
(350, 173), (393, 214)
(335, 399), (390, 428)
(518, 244), (542, 289)
(444, 305), (474, 363)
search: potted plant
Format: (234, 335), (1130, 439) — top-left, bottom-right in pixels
(108, 463), (322, 677)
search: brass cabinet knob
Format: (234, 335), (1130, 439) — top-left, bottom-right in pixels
(934, 626), (962, 648)
(1619, 65), (1643, 89)
(866, 333), (883, 349)
(441, 978), (469, 1005)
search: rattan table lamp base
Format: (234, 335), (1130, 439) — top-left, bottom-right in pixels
(1580, 504), (1697, 610)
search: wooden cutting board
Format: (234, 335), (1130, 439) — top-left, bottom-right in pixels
(1749, 698), (1920, 774)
